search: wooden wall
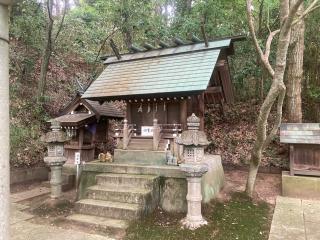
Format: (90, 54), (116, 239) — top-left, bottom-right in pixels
(127, 96), (205, 132)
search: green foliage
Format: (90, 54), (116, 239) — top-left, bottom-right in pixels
(8, 0), (320, 168)
(307, 85), (320, 101)
(10, 0), (45, 50)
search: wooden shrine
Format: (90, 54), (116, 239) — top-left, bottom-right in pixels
(280, 123), (320, 176)
(53, 93), (124, 164)
(82, 36), (244, 162)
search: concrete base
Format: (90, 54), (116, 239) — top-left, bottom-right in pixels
(80, 154), (224, 213)
(282, 171), (320, 200)
(202, 154), (225, 203)
(114, 149), (167, 165)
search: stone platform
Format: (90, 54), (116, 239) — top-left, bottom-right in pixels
(269, 196), (320, 240)
(80, 154), (224, 211)
(282, 171), (320, 200)
(75, 154), (224, 234)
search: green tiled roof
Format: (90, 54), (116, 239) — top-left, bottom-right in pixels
(83, 39), (231, 100)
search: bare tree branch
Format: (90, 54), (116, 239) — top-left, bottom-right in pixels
(47, 0), (53, 23)
(281, 0), (304, 35)
(53, 0), (67, 43)
(292, 1), (320, 26)
(246, 0), (275, 77)
(94, 26), (118, 62)
(264, 29), (280, 61)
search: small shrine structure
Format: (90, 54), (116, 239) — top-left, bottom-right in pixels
(64, 36), (241, 232)
(52, 92), (124, 164)
(82, 36), (244, 163)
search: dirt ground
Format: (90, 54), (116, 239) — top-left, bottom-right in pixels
(220, 170), (281, 205)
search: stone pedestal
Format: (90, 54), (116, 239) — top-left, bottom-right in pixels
(180, 163), (208, 230)
(42, 120), (69, 200)
(44, 157), (66, 199)
(49, 164), (63, 199)
(175, 113), (211, 230)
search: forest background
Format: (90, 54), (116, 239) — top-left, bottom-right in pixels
(9, 0), (320, 169)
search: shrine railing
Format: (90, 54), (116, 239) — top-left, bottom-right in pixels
(159, 123), (182, 137)
(114, 120), (136, 149)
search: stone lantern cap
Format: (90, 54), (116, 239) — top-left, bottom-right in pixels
(41, 120), (70, 143)
(175, 113), (210, 146)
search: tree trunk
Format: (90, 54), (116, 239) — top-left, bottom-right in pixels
(37, 0), (53, 103)
(0, 2), (11, 239)
(286, 0), (304, 123)
(121, 2), (133, 50)
(245, 0), (304, 196)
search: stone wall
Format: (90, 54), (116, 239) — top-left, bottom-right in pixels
(10, 167), (49, 185)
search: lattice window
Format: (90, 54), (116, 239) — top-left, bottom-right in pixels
(187, 148), (194, 157)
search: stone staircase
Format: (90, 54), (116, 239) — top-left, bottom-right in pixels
(66, 173), (160, 238)
(127, 136), (167, 151)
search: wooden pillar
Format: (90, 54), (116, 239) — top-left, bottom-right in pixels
(290, 145), (294, 176)
(126, 102), (132, 124)
(0, 2), (10, 239)
(123, 119), (128, 150)
(105, 118), (109, 145)
(78, 128), (84, 148)
(198, 93), (205, 131)
(180, 99), (187, 130)
(78, 127), (84, 158)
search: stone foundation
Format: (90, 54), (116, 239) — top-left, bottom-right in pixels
(79, 154), (224, 213)
(282, 171), (320, 200)
(114, 149), (167, 165)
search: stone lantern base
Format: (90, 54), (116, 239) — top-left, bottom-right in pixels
(180, 163), (208, 230)
(181, 215), (208, 230)
(44, 156), (66, 200)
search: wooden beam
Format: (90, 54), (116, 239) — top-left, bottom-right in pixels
(174, 37), (185, 45)
(126, 102), (132, 124)
(198, 93), (205, 130)
(130, 44), (145, 52)
(205, 86), (222, 94)
(180, 99), (188, 130)
(79, 127), (84, 150)
(159, 40), (170, 48)
(191, 35), (201, 43)
(218, 63), (235, 104)
(143, 43), (156, 50)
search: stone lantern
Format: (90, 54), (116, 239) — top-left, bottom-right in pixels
(42, 120), (69, 199)
(175, 113), (210, 230)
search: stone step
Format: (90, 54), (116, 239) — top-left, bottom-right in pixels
(130, 138), (152, 142)
(96, 173), (158, 189)
(113, 149), (167, 165)
(66, 214), (128, 237)
(127, 146), (153, 151)
(87, 185), (151, 204)
(75, 199), (143, 220)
